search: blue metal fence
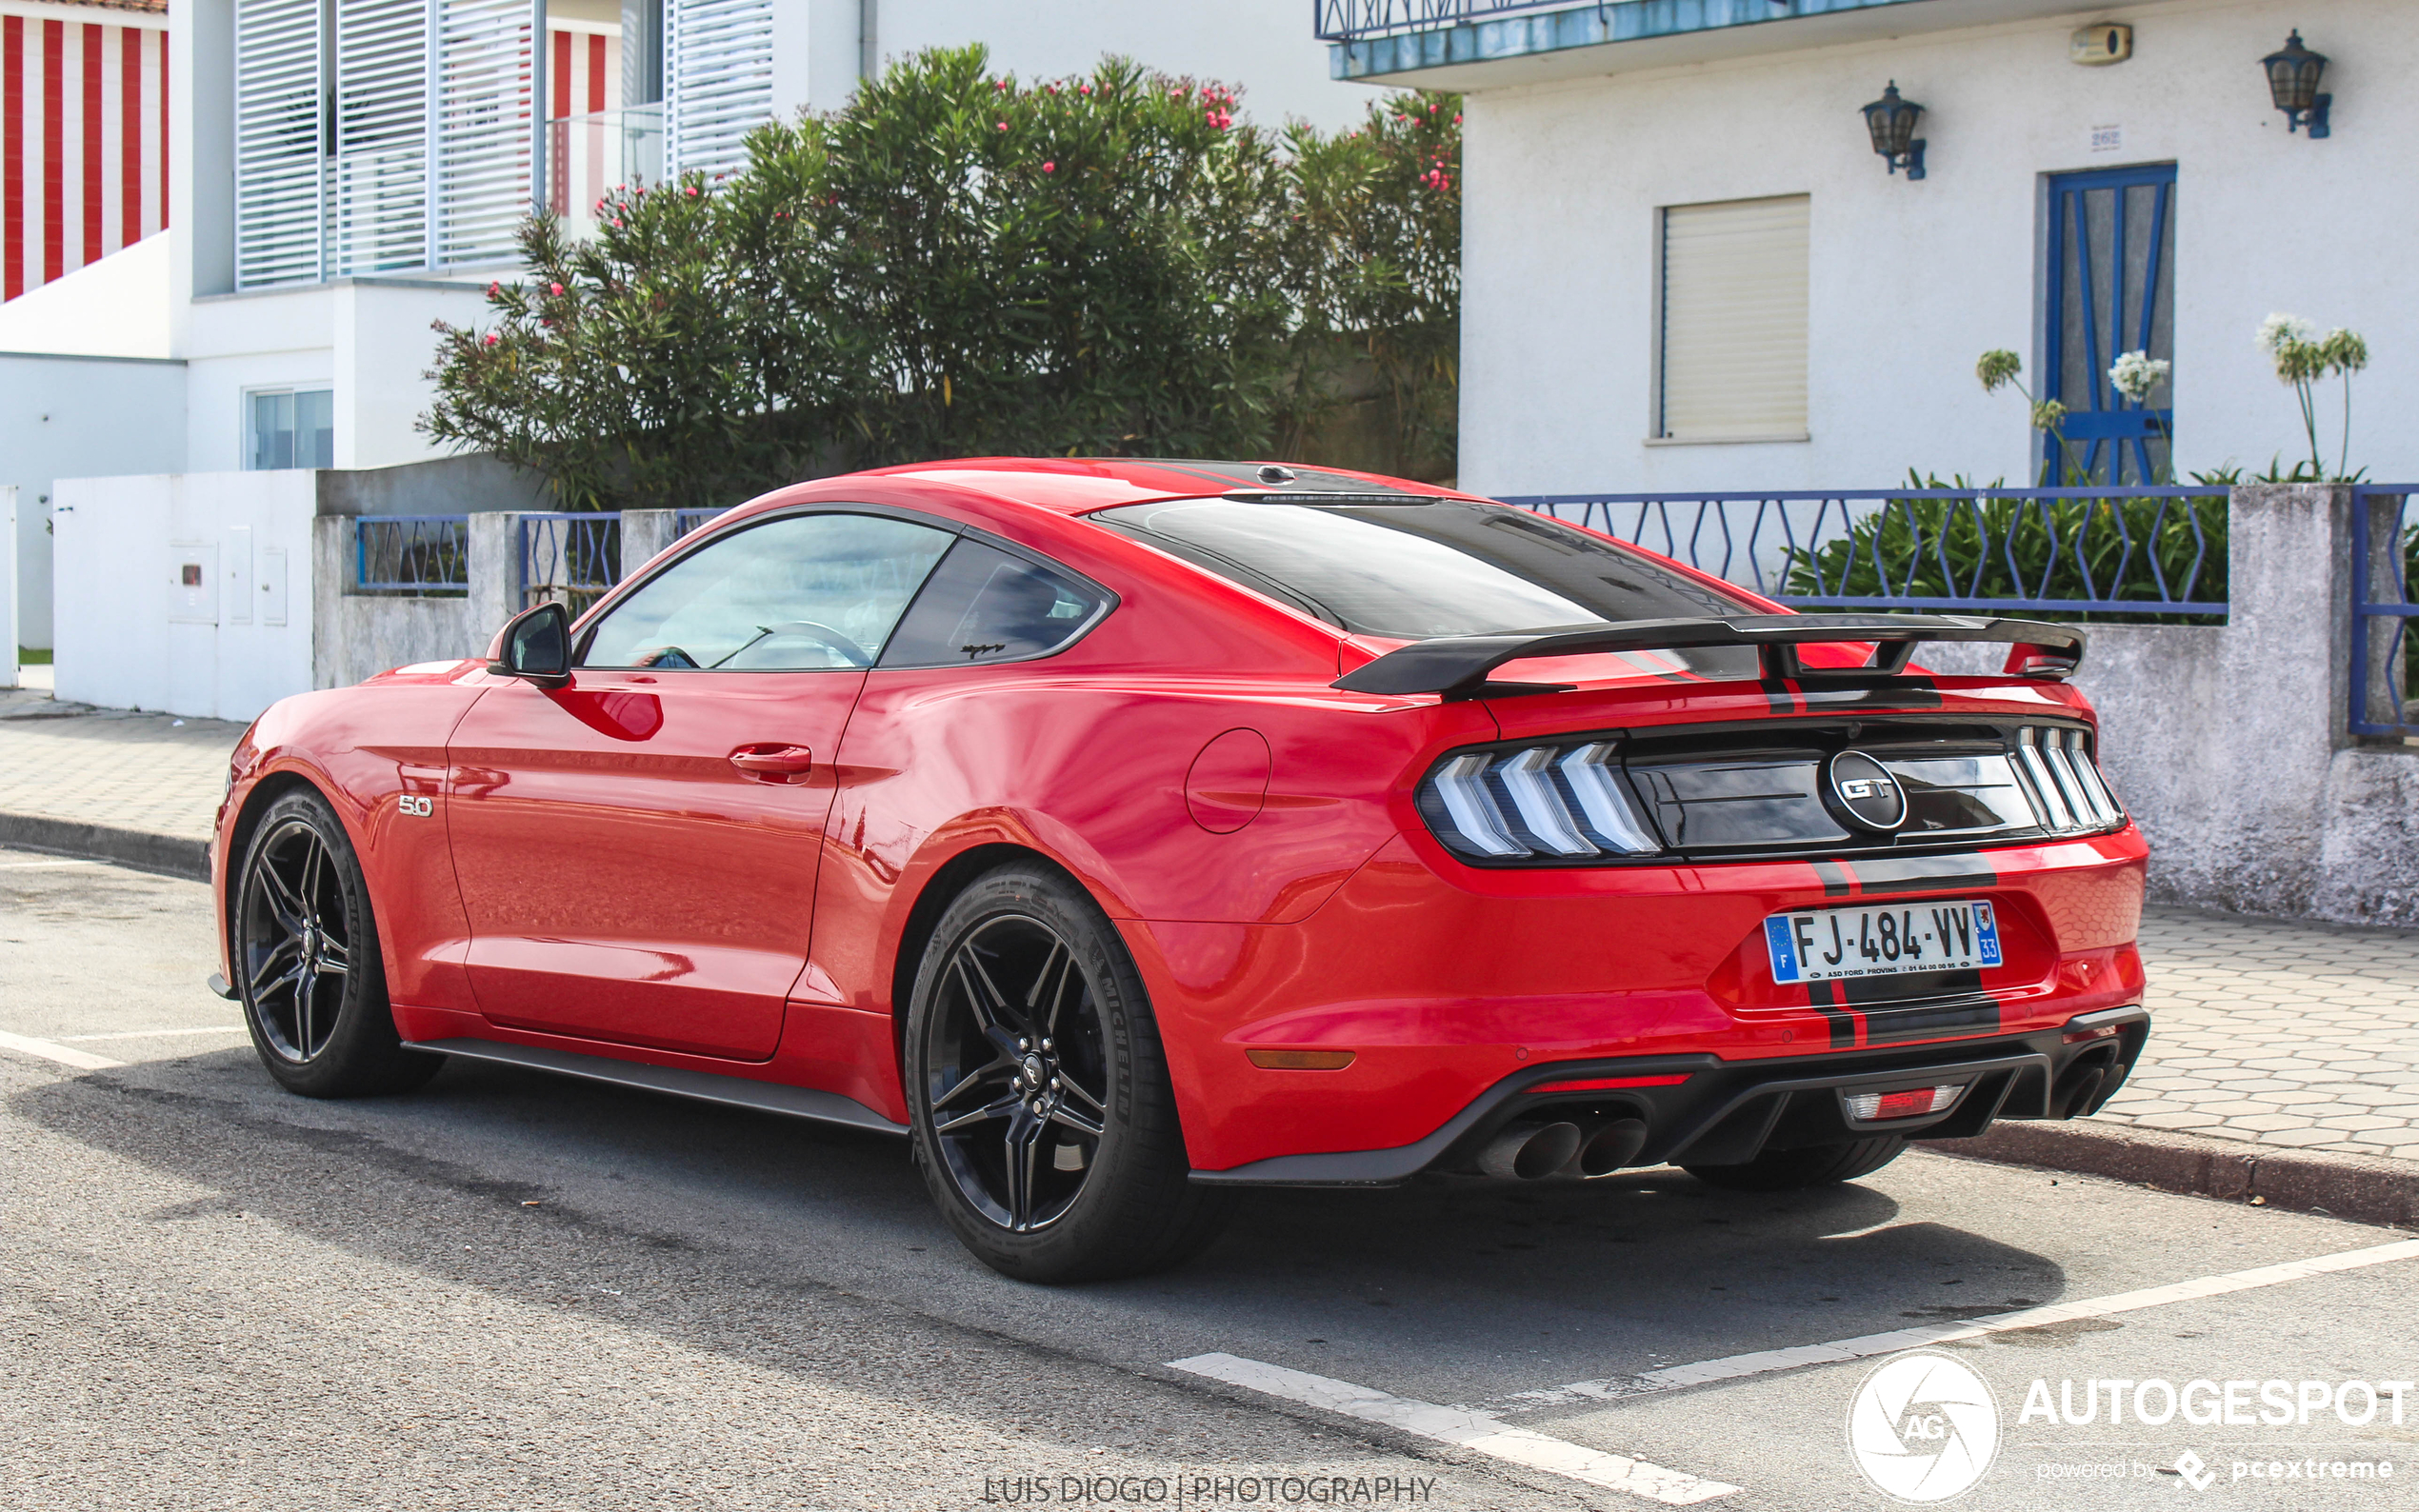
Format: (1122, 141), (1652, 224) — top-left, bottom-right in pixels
(520, 511), (622, 612)
(1502, 487), (2229, 618)
(354, 515), (470, 595)
(674, 507), (725, 539)
(2349, 486), (2419, 739)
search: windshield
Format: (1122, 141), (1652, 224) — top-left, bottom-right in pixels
(1092, 498), (1758, 639)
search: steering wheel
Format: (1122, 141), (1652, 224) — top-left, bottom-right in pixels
(712, 620), (873, 669)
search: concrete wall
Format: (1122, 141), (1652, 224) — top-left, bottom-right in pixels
(1459, 0), (2419, 497)
(51, 470), (315, 719)
(309, 514), (505, 692)
(1919, 484), (2419, 926)
(1, 487), (15, 686)
(0, 352), (190, 650)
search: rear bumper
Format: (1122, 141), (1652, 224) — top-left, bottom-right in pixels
(1190, 1004), (2148, 1186)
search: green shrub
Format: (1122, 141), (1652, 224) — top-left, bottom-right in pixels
(422, 48), (1461, 511)
(1781, 473), (2229, 621)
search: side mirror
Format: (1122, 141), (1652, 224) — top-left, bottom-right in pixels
(488, 601), (572, 688)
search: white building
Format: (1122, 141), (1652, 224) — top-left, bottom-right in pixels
(7, 0), (1369, 651)
(1325, 0), (2417, 495)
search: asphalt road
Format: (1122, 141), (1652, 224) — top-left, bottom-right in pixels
(4, 845), (2415, 1512)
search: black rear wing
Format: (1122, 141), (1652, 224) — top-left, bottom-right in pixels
(1329, 613), (2088, 700)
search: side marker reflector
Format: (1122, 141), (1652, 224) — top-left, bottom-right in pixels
(1247, 1048), (1357, 1070)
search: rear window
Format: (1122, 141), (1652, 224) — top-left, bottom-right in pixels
(1091, 498), (1756, 639)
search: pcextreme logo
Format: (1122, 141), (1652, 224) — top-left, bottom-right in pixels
(1847, 1352), (2002, 1503)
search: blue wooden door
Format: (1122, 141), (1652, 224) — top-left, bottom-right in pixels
(2044, 165), (2176, 484)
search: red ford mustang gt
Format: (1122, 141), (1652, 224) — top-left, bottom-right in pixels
(210, 459), (2149, 1281)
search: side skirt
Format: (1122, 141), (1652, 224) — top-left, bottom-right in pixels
(406, 1037), (910, 1137)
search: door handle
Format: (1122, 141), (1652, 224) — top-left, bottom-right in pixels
(729, 744), (814, 782)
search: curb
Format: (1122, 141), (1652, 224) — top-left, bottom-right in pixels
(0, 812), (210, 882)
(1923, 1120), (2417, 1230)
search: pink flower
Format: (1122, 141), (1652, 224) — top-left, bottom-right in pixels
(1042, 160), (1055, 172)
(995, 80), (1009, 90)
(1079, 83), (1091, 95)
(1453, 113), (1462, 124)
(549, 282), (565, 296)
(612, 218), (624, 228)
(685, 185), (699, 196)
(483, 333), (499, 346)
(487, 281), (499, 296)
(998, 121), (1009, 130)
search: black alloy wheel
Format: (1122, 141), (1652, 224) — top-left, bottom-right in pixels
(925, 914), (1110, 1233)
(234, 789), (441, 1098)
(907, 865), (1233, 1283)
(241, 814), (354, 1062)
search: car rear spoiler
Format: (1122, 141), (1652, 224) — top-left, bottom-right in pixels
(1329, 613), (2089, 700)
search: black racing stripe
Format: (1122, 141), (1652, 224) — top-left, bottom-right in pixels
(1856, 993), (2003, 1044)
(1839, 965), (1987, 1006)
(1809, 859), (1856, 899)
(1839, 853), (2001, 896)
(1807, 980), (1858, 1048)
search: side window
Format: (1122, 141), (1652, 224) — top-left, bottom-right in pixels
(582, 512), (953, 670)
(879, 540), (1109, 667)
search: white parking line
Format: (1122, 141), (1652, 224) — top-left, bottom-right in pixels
(57, 1025), (248, 1042)
(1170, 1352), (1741, 1505)
(0, 1028), (125, 1070)
(1484, 1237), (2419, 1414)
(0, 859), (97, 869)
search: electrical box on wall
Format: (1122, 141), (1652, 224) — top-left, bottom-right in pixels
(2070, 23), (2133, 65)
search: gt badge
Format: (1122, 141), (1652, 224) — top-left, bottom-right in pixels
(399, 795), (434, 817)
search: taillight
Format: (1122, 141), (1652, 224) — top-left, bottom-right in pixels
(2013, 726), (2125, 835)
(1416, 741), (1663, 861)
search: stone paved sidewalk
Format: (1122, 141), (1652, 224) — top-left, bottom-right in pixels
(0, 688), (243, 843)
(2, 691), (2414, 1171)
(2107, 907), (2419, 1163)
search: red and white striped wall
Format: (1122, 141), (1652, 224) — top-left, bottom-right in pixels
(0, 0), (169, 303)
(546, 20), (625, 220)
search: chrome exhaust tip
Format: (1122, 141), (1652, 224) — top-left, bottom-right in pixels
(1575, 1117), (1649, 1178)
(1477, 1120), (1585, 1181)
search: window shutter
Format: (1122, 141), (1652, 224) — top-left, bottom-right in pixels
(434, 0), (537, 268)
(235, 0), (328, 289)
(1658, 195), (1810, 441)
(665, 0), (773, 180)
(331, 0), (430, 274)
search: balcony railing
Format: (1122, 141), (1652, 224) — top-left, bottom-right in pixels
(546, 104), (666, 243)
(1315, 0), (1591, 42)
(1503, 487), (2229, 619)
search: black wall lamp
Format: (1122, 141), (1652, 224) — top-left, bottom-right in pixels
(2262, 30), (2330, 137)
(1861, 82), (1926, 179)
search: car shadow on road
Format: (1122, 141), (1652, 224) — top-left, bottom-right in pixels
(10, 1044), (2069, 1414)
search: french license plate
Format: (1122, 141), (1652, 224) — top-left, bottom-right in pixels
(1765, 900), (2002, 985)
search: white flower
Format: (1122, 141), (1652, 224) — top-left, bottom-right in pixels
(2108, 349), (2169, 403)
(2258, 312), (2316, 355)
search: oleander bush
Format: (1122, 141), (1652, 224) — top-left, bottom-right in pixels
(423, 47), (1460, 513)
